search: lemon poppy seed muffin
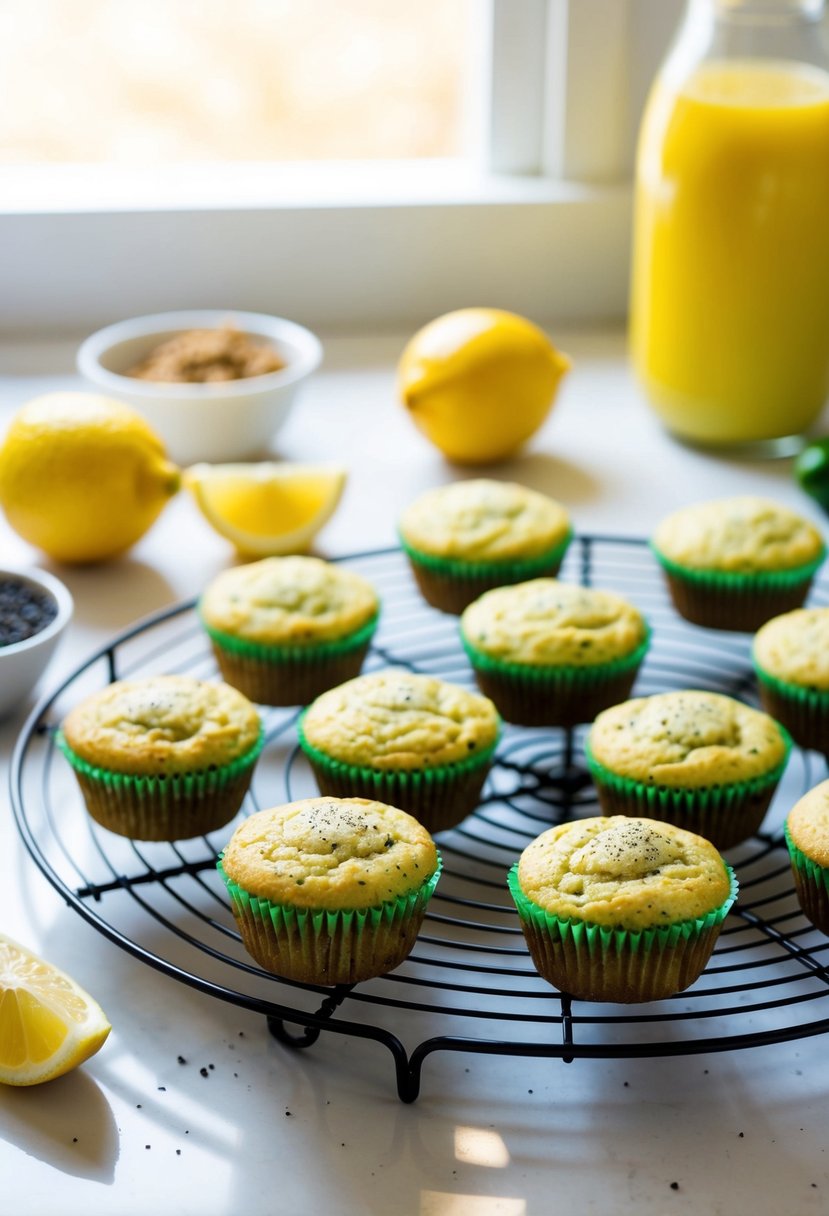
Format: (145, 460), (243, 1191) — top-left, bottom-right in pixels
(298, 670), (500, 832)
(460, 578), (650, 726)
(219, 796), (441, 984)
(585, 690), (791, 849)
(508, 815), (737, 1002)
(753, 608), (829, 754)
(199, 555), (379, 705)
(517, 817), (731, 929)
(59, 675), (264, 840)
(222, 796), (437, 911)
(652, 496), (825, 630)
(786, 780), (829, 934)
(301, 670), (499, 770)
(399, 479), (572, 613)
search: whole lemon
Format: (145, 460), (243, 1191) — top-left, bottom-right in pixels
(398, 308), (571, 465)
(0, 393), (181, 563)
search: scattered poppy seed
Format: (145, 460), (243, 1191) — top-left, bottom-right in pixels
(199, 1067), (209, 1078)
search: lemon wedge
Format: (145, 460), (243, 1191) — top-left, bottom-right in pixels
(0, 933), (111, 1086)
(185, 462), (347, 557)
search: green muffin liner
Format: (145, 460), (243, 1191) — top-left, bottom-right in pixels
(507, 861), (737, 1003)
(57, 724), (265, 842)
(297, 714), (499, 833)
(651, 544), (826, 632)
(785, 823), (829, 935)
(460, 626), (651, 728)
(584, 727), (792, 851)
(218, 853), (442, 985)
(753, 664), (829, 755)
(400, 530), (573, 615)
(199, 609), (379, 706)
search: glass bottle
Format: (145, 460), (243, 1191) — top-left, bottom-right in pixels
(629, 0), (829, 454)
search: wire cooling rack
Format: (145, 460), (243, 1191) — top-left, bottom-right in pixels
(11, 537), (829, 1101)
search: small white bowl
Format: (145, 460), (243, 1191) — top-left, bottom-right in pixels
(0, 567), (73, 719)
(76, 309), (323, 466)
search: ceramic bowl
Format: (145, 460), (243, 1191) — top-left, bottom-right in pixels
(0, 567), (73, 719)
(76, 309), (323, 466)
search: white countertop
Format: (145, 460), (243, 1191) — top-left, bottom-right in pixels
(1, 329), (828, 1216)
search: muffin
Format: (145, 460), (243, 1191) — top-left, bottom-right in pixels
(651, 496), (826, 631)
(459, 578), (650, 727)
(753, 607), (829, 755)
(585, 690), (791, 850)
(507, 815), (737, 1002)
(785, 780), (829, 935)
(218, 796), (441, 984)
(297, 670), (500, 833)
(198, 555), (379, 706)
(399, 479), (572, 614)
(58, 675), (264, 841)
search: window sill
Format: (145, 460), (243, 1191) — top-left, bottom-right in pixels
(0, 163), (632, 335)
(0, 160), (625, 213)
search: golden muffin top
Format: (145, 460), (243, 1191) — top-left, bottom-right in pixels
(61, 675), (261, 776)
(460, 578), (647, 667)
(753, 607), (829, 691)
(516, 815), (733, 930)
(788, 780), (829, 868)
(221, 796), (438, 909)
(588, 690), (787, 788)
(199, 555), (379, 646)
(652, 496), (824, 573)
(399, 479), (571, 562)
(300, 669), (499, 771)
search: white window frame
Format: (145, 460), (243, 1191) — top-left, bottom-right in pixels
(0, 0), (683, 336)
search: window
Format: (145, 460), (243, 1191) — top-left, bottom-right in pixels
(0, 0), (475, 164)
(0, 1), (684, 334)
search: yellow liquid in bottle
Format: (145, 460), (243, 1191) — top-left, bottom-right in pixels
(630, 60), (829, 444)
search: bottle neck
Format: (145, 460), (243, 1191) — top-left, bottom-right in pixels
(668, 0), (829, 75)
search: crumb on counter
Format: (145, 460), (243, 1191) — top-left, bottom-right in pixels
(127, 325), (285, 383)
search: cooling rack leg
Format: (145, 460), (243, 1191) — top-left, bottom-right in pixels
(266, 985), (353, 1050)
(266, 1001), (424, 1103)
(561, 994), (575, 1064)
(394, 1049), (422, 1104)
(267, 1015), (322, 1049)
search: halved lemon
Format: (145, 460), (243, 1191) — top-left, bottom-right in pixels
(0, 933), (111, 1086)
(185, 462), (347, 557)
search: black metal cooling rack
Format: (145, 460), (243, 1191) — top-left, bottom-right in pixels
(11, 537), (829, 1102)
